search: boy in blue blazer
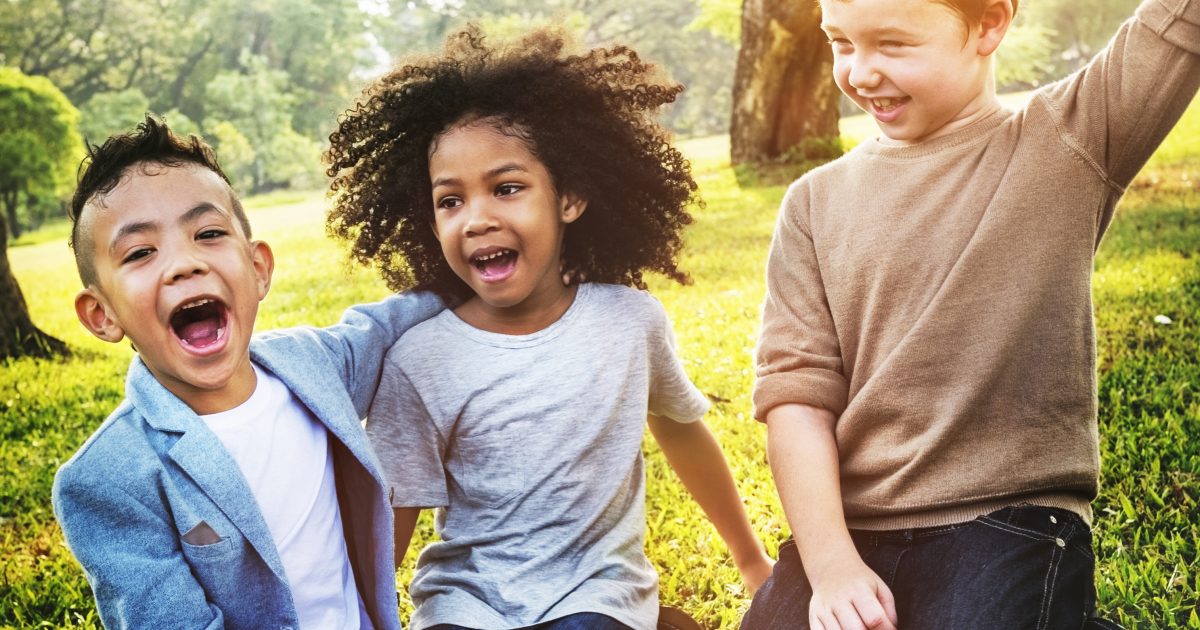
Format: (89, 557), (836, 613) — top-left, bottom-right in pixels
(52, 116), (442, 629)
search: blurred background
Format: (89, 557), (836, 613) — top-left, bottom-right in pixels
(1, 0), (1139, 237)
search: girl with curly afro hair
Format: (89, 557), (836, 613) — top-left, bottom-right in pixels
(326, 26), (773, 630)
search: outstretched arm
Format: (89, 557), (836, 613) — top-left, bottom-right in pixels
(766, 403), (897, 630)
(647, 414), (774, 593)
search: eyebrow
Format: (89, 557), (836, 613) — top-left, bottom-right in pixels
(431, 163), (530, 189)
(822, 23), (915, 38)
(107, 203), (226, 255)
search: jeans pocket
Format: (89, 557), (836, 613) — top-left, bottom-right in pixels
(974, 507), (1097, 630)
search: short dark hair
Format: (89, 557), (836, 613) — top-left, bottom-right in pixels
(324, 26), (698, 301)
(69, 115), (250, 287)
(934, 0), (1019, 29)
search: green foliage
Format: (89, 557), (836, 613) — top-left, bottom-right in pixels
(2, 98), (1198, 630)
(77, 89), (150, 146)
(688, 0), (742, 46)
(995, 20), (1058, 88)
(202, 58), (323, 193)
(375, 0), (739, 137)
(0, 67), (83, 236)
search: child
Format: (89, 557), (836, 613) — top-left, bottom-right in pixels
(743, 0), (1198, 628)
(324, 27), (775, 630)
(52, 117), (443, 629)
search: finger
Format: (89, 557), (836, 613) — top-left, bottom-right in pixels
(852, 595), (894, 630)
(876, 581), (899, 627)
(832, 601), (867, 630)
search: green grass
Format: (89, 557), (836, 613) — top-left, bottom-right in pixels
(3, 95), (1198, 628)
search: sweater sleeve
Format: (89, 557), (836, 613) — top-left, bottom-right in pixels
(1037, 0), (1200, 191)
(752, 181), (849, 420)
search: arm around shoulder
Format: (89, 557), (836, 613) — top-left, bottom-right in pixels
(314, 291), (445, 416)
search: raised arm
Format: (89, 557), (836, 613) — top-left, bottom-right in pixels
(1039, 0), (1200, 189)
(766, 403), (897, 630)
(647, 414), (773, 593)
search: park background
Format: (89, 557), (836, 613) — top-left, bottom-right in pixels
(2, 0), (1198, 627)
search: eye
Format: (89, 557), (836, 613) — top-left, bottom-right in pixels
(879, 40), (908, 49)
(436, 196), (462, 210)
(197, 228), (228, 240)
(122, 247), (153, 264)
(496, 183), (524, 196)
(827, 38), (853, 53)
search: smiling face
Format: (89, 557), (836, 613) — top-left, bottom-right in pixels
(821, 0), (1009, 145)
(74, 163), (273, 414)
(429, 120), (586, 334)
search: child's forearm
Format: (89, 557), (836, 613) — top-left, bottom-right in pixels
(764, 403), (857, 580)
(647, 415), (768, 568)
(393, 507), (421, 570)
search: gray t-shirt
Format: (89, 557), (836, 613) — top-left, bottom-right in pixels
(367, 282), (710, 630)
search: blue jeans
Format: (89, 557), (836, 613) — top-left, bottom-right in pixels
(429, 612), (633, 630)
(741, 506), (1124, 630)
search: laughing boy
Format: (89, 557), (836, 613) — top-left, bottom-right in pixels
(52, 117), (441, 629)
(743, 0), (1198, 628)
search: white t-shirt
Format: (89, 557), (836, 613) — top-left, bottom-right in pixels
(203, 364), (368, 629)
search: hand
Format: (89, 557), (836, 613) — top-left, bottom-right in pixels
(736, 550), (775, 596)
(807, 557), (898, 630)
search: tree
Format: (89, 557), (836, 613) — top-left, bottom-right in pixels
(0, 67), (78, 358)
(371, 0), (740, 137)
(730, 0), (841, 165)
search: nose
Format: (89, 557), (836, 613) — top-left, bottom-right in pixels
(463, 200), (499, 237)
(165, 246), (210, 284)
(847, 52), (882, 91)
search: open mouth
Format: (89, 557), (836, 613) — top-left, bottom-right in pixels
(471, 248), (518, 282)
(170, 298), (228, 349)
(871, 97), (909, 113)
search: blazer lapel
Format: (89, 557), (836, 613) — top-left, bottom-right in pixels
(250, 342), (385, 486)
(125, 358), (288, 583)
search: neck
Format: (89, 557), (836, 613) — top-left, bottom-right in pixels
(454, 283), (580, 335)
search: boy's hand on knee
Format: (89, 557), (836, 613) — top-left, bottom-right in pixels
(807, 557), (898, 630)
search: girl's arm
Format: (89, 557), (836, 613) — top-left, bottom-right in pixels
(647, 414), (774, 593)
(393, 507), (422, 570)
(766, 403), (898, 630)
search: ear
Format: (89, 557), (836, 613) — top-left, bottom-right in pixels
(75, 288), (126, 343)
(976, 0), (1014, 56)
(559, 192), (588, 224)
(250, 240), (275, 300)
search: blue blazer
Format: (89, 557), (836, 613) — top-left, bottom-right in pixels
(53, 292), (443, 630)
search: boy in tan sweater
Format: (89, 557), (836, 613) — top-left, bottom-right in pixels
(742, 0), (1199, 628)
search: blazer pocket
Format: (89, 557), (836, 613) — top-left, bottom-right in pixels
(180, 531), (234, 560)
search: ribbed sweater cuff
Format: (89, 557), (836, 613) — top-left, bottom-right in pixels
(752, 371), (849, 420)
(1139, 0), (1200, 53)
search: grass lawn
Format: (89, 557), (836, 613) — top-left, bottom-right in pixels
(2, 94), (1198, 628)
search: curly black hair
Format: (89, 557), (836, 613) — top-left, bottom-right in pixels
(324, 26), (698, 301)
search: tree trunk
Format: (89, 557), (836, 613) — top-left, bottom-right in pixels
(0, 204), (69, 360)
(4, 191), (21, 240)
(730, 0), (842, 164)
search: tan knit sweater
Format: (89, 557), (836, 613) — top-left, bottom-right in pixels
(753, 0), (1200, 530)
